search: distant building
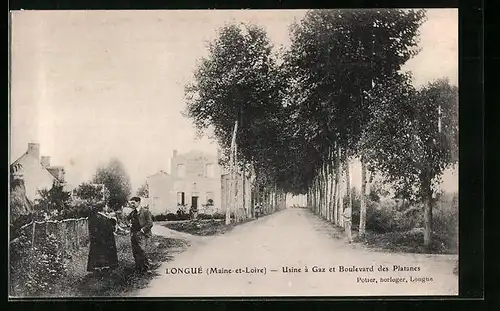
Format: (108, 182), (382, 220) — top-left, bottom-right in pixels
(146, 150), (222, 215)
(11, 143), (66, 202)
(144, 170), (172, 215)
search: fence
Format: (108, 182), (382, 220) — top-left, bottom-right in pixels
(11, 217), (89, 252)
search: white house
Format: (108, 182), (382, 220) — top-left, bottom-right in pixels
(145, 170), (172, 215)
(145, 150), (223, 216)
(11, 143), (66, 202)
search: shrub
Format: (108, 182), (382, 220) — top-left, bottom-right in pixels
(432, 198), (458, 252)
(197, 213), (213, 220)
(212, 212), (225, 220)
(10, 231), (68, 296)
(365, 205), (398, 233)
(165, 213), (177, 221)
(176, 213), (191, 221)
(153, 214), (168, 221)
(212, 212), (234, 220)
(394, 205), (424, 231)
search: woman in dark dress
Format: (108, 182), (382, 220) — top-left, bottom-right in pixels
(87, 202), (119, 273)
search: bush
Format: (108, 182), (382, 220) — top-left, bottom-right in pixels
(176, 213), (191, 221)
(10, 231), (68, 296)
(197, 213), (213, 220)
(394, 205), (424, 231)
(165, 213), (177, 221)
(365, 205), (398, 233)
(432, 198), (458, 252)
(153, 214), (168, 221)
(212, 212), (234, 220)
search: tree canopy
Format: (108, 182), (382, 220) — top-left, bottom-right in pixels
(92, 158), (132, 210)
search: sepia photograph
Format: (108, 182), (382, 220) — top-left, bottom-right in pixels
(9, 9), (459, 298)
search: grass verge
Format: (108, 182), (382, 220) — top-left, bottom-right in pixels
(12, 234), (190, 297)
(357, 229), (458, 255)
(162, 218), (253, 236)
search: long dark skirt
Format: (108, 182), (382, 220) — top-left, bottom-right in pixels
(87, 211), (118, 272)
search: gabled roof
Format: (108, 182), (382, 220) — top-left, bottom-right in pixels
(11, 151), (28, 166)
(10, 152), (64, 183)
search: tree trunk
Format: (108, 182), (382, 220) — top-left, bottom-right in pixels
(359, 157), (367, 237)
(226, 174), (232, 225)
(274, 182), (278, 212)
(329, 156), (335, 223)
(334, 146), (341, 226)
(320, 165), (325, 218)
(318, 174), (321, 215)
(314, 176), (318, 214)
(423, 177), (433, 249)
(338, 173), (344, 227)
(345, 152), (352, 211)
(242, 161), (246, 218)
(307, 188), (310, 209)
(326, 157), (330, 221)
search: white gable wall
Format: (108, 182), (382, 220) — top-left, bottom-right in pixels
(15, 153), (57, 202)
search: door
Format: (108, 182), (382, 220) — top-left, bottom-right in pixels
(191, 196), (198, 209)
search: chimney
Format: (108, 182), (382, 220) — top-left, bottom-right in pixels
(27, 143), (40, 159)
(41, 156), (51, 168)
(173, 149), (178, 158)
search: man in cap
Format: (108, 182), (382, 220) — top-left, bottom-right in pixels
(126, 197), (153, 273)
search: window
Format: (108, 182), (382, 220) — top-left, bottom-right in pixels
(177, 192), (185, 205)
(177, 164), (186, 178)
(205, 163), (214, 178)
(206, 192), (214, 206)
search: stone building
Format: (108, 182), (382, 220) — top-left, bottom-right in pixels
(10, 143), (66, 202)
(144, 170), (172, 215)
(146, 150), (222, 215)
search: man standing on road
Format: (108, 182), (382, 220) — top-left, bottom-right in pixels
(342, 206), (353, 243)
(126, 197), (154, 273)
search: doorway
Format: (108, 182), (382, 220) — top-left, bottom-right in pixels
(191, 196), (199, 209)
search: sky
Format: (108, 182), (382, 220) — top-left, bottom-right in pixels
(9, 9), (458, 192)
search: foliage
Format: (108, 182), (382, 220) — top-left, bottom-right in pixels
(10, 163), (23, 189)
(182, 9), (455, 249)
(73, 182), (109, 204)
(197, 213), (213, 220)
(153, 214), (169, 221)
(92, 158), (132, 211)
(165, 213), (177, 221)
(362, 77), (458, 203)
(10, 178), (33, 225)
(175, 208), (191, 220)
(136, 182), (149, 198)
(279, 9), (427, 193)
(365, 204), (398, 233)
(10, 232), (68, 296)
(184, 22), (288, 190)
(432, 194), (458, 251)
(33, 181), (72, 220)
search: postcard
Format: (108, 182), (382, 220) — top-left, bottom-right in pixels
(9, 9), (459, 298)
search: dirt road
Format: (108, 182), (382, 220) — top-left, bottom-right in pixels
(133, 208), (458, 297)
